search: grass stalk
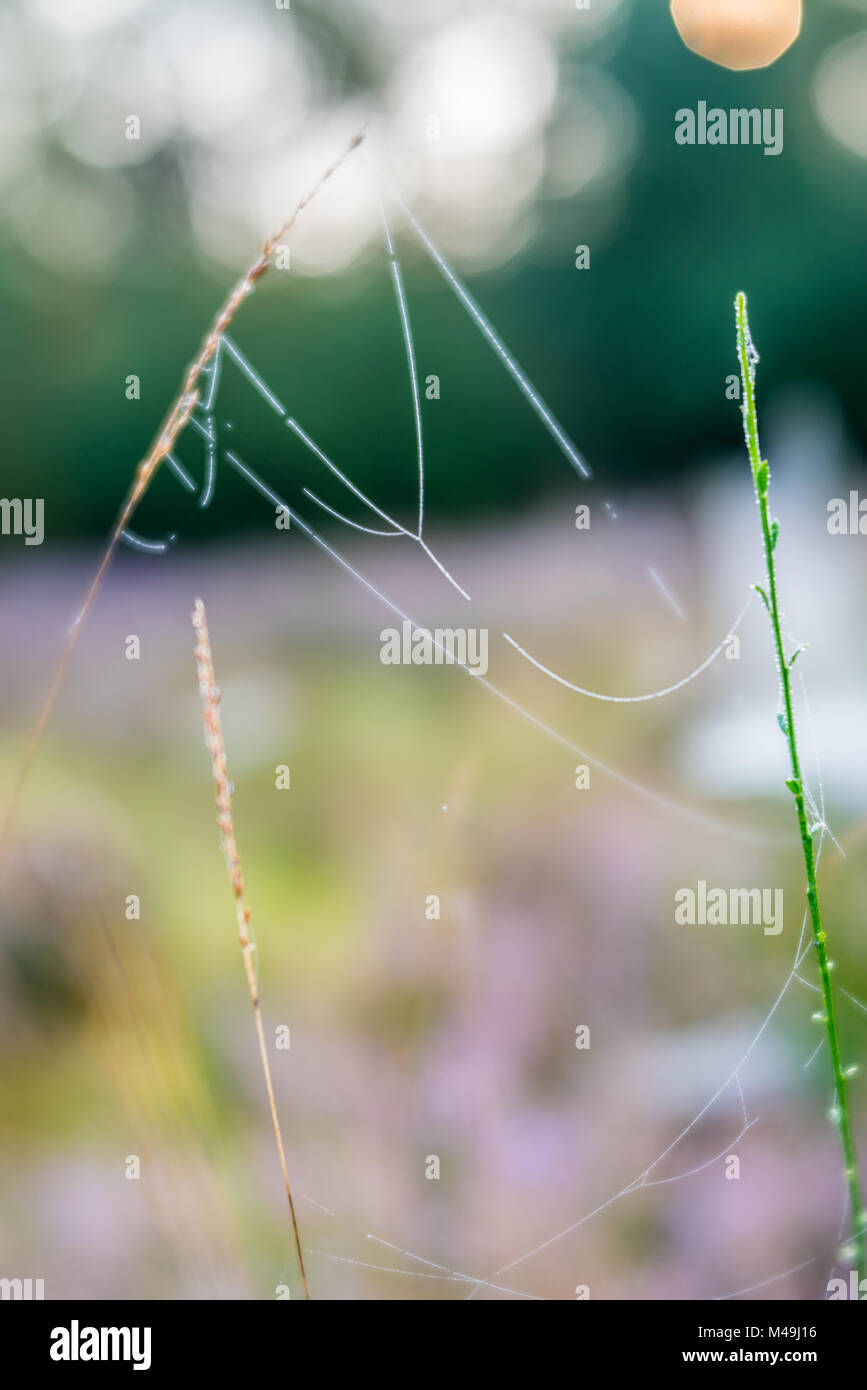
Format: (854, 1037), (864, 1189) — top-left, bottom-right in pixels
(0, 130), (365, 852)
(192, 597), (310, 1299)
(735, 290), (864, 1285)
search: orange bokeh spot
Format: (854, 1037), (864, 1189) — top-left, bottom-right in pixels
(670, 0), (802, 71)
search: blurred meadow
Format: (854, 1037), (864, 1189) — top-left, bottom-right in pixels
(2, 0), (867, 1300)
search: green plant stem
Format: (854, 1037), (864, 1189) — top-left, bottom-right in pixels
(736, 291), (864, 1287)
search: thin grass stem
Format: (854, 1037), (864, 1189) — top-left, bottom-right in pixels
(0, 130), (366, 852)
(192, 597), (310, 1299)
(735, 291), (864, 1286)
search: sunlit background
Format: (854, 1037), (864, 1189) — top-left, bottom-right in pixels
(2, 0), (867, 1300)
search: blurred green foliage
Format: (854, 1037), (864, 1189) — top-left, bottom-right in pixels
(2, 2), (866, 540)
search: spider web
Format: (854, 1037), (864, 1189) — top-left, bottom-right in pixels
(114, 152), (863, 1300)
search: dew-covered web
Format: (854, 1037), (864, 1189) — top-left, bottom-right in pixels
(116, 150), (864, 1300)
